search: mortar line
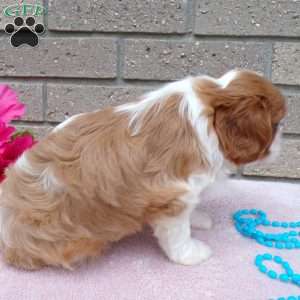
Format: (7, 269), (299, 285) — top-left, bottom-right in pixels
(266, 42), (274, 80)
(42, 81), (47, 121)
(185, 0), (195, 33)
(43, 0), (48, 29)
(2, 77), (300, 91)
(116, 37), (125, 85)
(282, 133), (300, 140)
(12, 120), (59, 127)
(239, 175), (300, 184)
(0, 77), (170, 87)
(0, 29), (293, 43)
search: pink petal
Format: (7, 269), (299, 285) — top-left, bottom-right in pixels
(0, 122), (15, 150)
(0, 85), (25, 124)
(1, 134), (35, 163)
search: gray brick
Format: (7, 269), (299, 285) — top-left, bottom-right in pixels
(194, 0), (300, 36)
(47, 84), (148, 122)
(243, 138), (300, 179)
(48, 0), (186, 33)
(0, 38), (117, 78)
(123, 40), (270, 81)
(15, 125), (53, 140)
(283, 93), (300, 135)
(6, 82), (43, 121)
(272, 43), (300, 85)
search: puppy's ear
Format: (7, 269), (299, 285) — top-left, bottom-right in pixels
(213, 95), (273, 165)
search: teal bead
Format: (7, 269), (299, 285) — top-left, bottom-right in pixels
(282, 261), (289, 267)
(289, 231), (298, 236)
(278, 298), (285, 300)
(274, 256), (282, 263)
(290, 222), (297, 228)
(266, 241), (273, 247)
(283, 232), (289, 239)
(286, 268), (294, 276)
(279, 274), (289, 282)
(259, 211), (266, 218)
(286, 243), (294, 249)
(281, 222), (289, 228)
(274, 235), (282, 241)
(259, 265), (267, 273)
(275, 242), (284, 249)
(292, 274), (300, 282)
(281, 263), (294, 276)
(256, 254), (263, 260)
(287, 297), (297, 300)
(263, 253), (272, 260)
(282, 235), (289, 242)
(257, 237), (265, 245)
(233, 213), (241, 221)
(256, 231), (263, 238)
(268, 270), (277, 279)
(272, 221), (280, 227)
(255, 259), (262, 267)
(245, 231), (252, 237)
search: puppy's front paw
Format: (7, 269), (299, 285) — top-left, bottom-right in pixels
(191, 211), (213, 230)
(170, 239), (211, 265)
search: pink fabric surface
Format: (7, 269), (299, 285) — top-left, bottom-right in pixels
(0, 179), (300, 300)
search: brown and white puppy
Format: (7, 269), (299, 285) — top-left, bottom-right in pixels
(0, 70), (286, 269)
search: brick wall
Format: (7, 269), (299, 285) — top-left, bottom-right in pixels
(1, 0), (300, 181)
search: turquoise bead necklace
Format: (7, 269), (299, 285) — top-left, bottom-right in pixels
(233, 209), (300, 300)
(255, 253), (300, 286)
(233, 209), (300, 249)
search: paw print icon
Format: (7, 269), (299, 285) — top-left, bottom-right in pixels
(5, 17), (45, 47)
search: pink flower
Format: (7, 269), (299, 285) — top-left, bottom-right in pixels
(0, 84), (36, 182)
(0, 134), (35, 181)
(0, 85), (25, 124)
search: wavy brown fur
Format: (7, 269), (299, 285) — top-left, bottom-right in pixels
(0, 95), (206, 269)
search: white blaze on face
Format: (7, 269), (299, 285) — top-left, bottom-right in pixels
(266, 127), (282, 163)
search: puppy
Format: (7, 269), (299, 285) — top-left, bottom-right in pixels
(0, 70), (286, 269)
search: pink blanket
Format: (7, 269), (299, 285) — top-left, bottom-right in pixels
(0, 179), (299, 300)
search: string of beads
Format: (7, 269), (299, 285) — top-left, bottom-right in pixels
(233, 209), (300, 300)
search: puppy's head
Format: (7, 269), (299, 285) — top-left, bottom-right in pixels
(199, 70), (286, 165)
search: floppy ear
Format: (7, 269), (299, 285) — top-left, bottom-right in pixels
(213, 96), (273, 165)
